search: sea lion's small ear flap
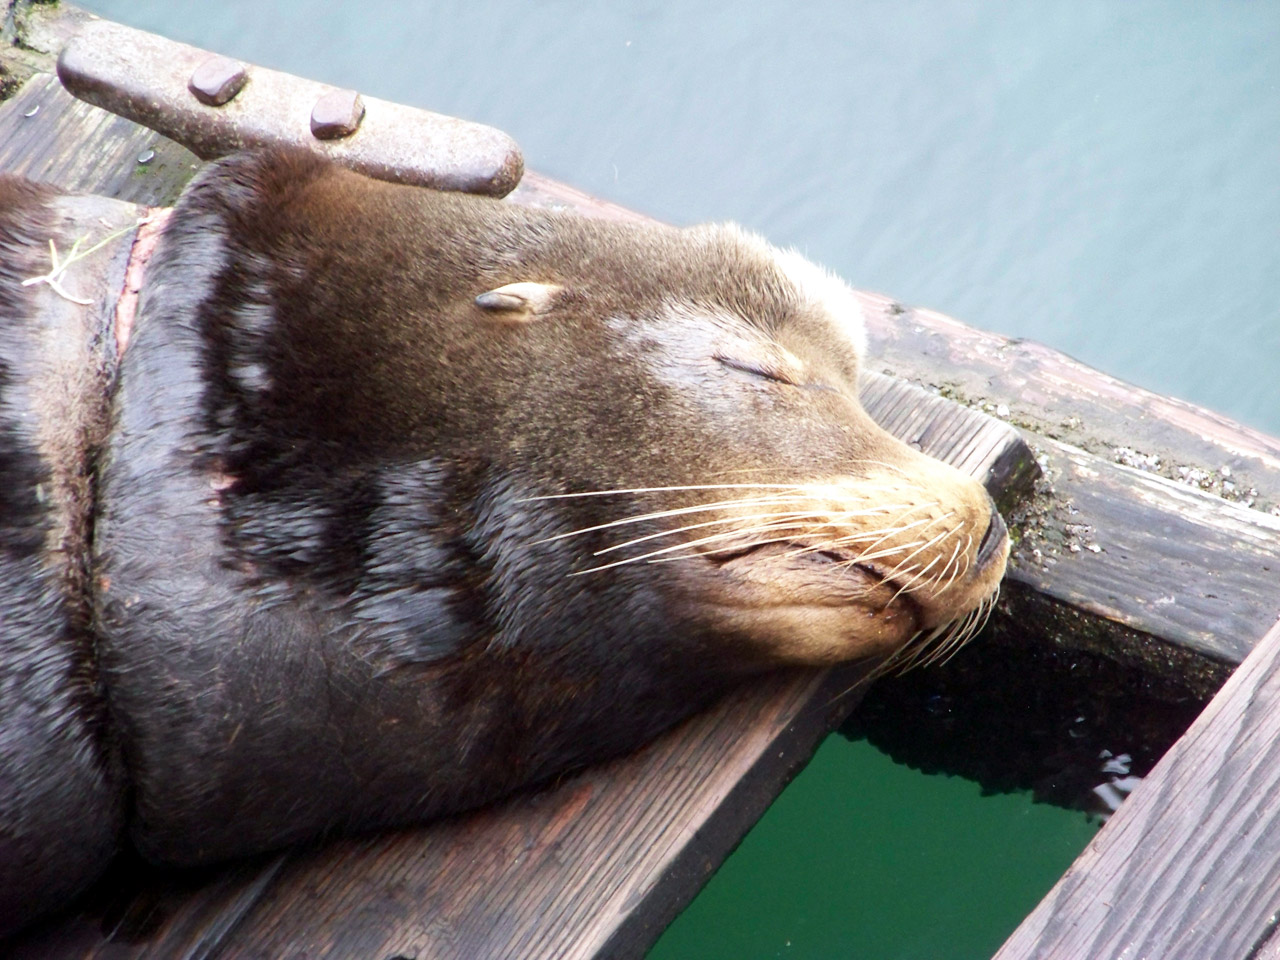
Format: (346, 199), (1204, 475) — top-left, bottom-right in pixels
(474, 281), (563, 320)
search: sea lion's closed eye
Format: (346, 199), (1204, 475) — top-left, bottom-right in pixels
(714, 349), (835, 391)
(716, 354), (801, 385)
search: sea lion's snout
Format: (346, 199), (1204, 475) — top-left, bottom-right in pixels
(661, 454), (1009, 667)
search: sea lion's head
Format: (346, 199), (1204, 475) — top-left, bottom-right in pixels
(459, 227), (1009, 671)
(189, 150), (1008, 678)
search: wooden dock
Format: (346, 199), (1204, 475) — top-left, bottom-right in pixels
(995, 615), (1280, 959)
(3, 6), (1280, 958)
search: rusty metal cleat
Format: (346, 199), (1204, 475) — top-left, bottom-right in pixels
(57, 18), (524, 197)
(188, 55), (250, 107)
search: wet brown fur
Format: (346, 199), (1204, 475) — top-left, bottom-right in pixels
(0, 177), (123, 937)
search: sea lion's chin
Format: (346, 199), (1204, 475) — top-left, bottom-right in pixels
(680, 543), (925, 666)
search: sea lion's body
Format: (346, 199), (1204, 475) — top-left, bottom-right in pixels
(0, 150), (1007, 936)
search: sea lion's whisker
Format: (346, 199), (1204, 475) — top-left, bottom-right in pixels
(937, 533), (973, 594)
(888, 555), (943, 600)
(922, 616), (969, 668)
(770, 522), (939, 564)
(534, 487), (908, 546)
(979, 592), (998, 632)
(974, 589), (998, 635)
(645, 523), (843, 562)
(903, 525), (971, 596)
(565, 496), (929, 560)
(591, 510), (827, 556)
(824, 539), (934, 567)
(531, 494), (807, 545)
(571, 522), (820, 574)
(593, 514), (824, 560)
(880, 526), (953, 583)
(817, 502), (919, 520)
(883, 517), (955, 567)
(929, 537), (966, 595)
(956, 538), (975, 582)
(913, 618), (963, 669)
(934, 613), (981, 666)
(643, 536), (898, 580)
(929, 590), (998, 667)
(790, 513), (938, 554)
(913, 510), (963, 540)
(521, 483), (819, 502)
(754, 504), (924, 553)
(881, 623), (948, 675)
(876, 581), (998, 677)
(831, 523), (929, 545)
(832, 505), (943, 555)
(798, 518), (935, 570)
(778, 539), (900, 564)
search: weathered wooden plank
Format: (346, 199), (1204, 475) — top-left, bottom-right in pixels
(994, 616), (1280, 960)
(859, 373), (1039, 508)
(8, 853), (288, 960)
(5, 668), (857, 960)
(857, 292), (1280, 512)
(1008, 437), (1280, 670)
(0, 72), (200, 206)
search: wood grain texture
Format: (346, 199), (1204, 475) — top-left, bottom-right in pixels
(8, 854), (288, 960)
(0, 73), (200, 206)
(1008, 438), (1280, 667)
(859, 372), (1038, 507)
(994, 617), (1280, 960)
(856, 292), (1280, 512)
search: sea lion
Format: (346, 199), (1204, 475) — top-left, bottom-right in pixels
(0, 176), (126, 938)
(0, 148), (1007, 936)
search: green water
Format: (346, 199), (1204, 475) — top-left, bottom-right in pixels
(651, 736), (1098, 960)
(69, 1), (1280, 954)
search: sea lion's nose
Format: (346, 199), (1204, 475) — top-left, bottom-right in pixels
(975, 498), (1008, 572)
